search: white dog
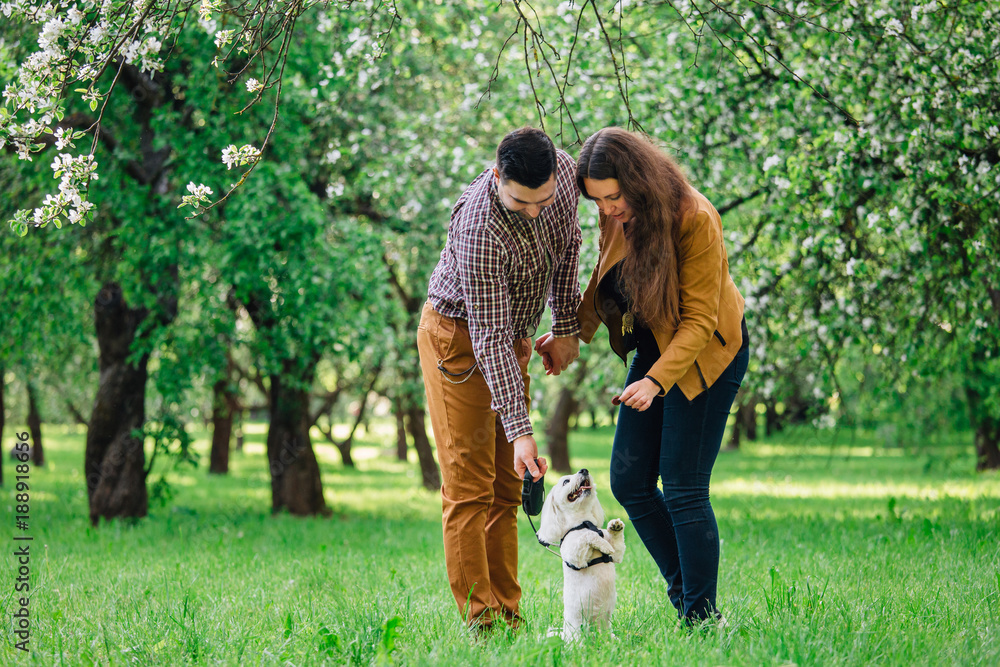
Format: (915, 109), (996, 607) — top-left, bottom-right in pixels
(535, 468), (626, 641)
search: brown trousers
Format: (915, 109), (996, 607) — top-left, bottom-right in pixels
(416, 302), (531, 626)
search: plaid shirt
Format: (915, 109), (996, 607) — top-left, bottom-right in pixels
(427, 149), (582, 440)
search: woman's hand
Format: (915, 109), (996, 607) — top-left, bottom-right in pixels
(534, 332), (580, 375)
(617, 377), (661, 412)
(534, 332), (554, 372)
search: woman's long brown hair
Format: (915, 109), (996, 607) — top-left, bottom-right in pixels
(576, 127), (690, 329)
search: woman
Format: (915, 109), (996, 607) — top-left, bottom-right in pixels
(575, 127), (749, 623)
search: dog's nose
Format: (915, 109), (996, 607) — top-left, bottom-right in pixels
(579, 469), (589, 476)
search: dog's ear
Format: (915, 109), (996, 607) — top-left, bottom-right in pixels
(535, 492), (565, 546)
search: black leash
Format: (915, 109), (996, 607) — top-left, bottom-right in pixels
(522, 465), (563, 560)
(526, 513), (564, 560)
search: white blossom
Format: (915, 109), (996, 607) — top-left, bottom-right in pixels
(199, 17), (218, 36)
(884, 18), (904, 37)
(53, 127), (74, 150)
(180, 182), (214, 209)
(87, 21), (109, 45)
(68, 200), (94, 224)
(221, 144), (261, 170)
(186, 182), (213, 198)
(214, 29), (234, 49)
(199, 0), (222, 21)
(326, 181), (346, 198)
(813, 414), (836, 429)
(221, 145), (238, 169)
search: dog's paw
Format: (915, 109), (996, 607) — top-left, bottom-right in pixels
(608, 518), (625, 532)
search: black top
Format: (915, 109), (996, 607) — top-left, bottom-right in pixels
(604, 262), (750, 359)
(605, 262), (661, 361)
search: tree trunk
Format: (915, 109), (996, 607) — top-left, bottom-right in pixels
(728, 401), (758, 451)
(234, 410), (245, 452)
(971, 286), (1000, 471)
(765, 401), (782, 436)
(394, 398), (408, 462)
(728, 411), (742, 451)
(547, 388), (577, 473)
(266, 369), (330, 516)
(966, 382), (1000, 471)
(209, 378), (234, 474)
(333, 375), (378, 468)
(974, 421), (1000, 471)
(742, 400), (758, 440)
(405, 405), (440, 490)
(85, 283), (149, 526)
(64, 397), (89, 426)
(1, 367), (5, 486)
(315, 367), (380, 469)
(26, 382), (44, 467)
(546, 359), (588, 473)
(336, 440), (355, 467)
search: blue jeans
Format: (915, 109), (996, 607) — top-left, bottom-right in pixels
(610, 347), (749, 620)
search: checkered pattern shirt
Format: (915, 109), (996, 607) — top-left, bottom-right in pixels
(427, 149), (582, 440)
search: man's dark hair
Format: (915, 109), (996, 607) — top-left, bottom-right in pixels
(496, 127), (557, 189)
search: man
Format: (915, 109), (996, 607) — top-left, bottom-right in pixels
(417, 127), (581, 629)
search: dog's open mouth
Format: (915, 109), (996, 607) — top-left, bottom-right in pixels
(567, 475), (593, 503)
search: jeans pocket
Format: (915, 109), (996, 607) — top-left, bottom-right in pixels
(434, 317), (478, 379)
(732, 348), (749, 385)
(430, 313), (456, 361)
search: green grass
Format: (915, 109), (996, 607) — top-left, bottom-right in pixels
(2, 421), (998, 666)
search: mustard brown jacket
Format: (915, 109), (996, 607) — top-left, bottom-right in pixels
(577, 188), (746, 400)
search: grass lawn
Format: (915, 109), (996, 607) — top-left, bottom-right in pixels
(1, 420), (998, 666)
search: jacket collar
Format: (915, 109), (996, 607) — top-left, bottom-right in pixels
(595, 212), (628, 285)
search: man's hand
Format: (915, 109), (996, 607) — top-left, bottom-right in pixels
(513, 435), (548, 482)
(616, 377), (661, 412)
(534, 332), (580, 376)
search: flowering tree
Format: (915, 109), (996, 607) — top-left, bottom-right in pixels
(1, 0), (401, 234)
(2, 0), (630, 514)
(3, 0), (997, 532)
(467, 0), (1000, 468)
(1, 1), (402, 518)
(5, 0), (829, 233)
(716, 1), (1000, 467)
(600, 1), (1000, 466)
